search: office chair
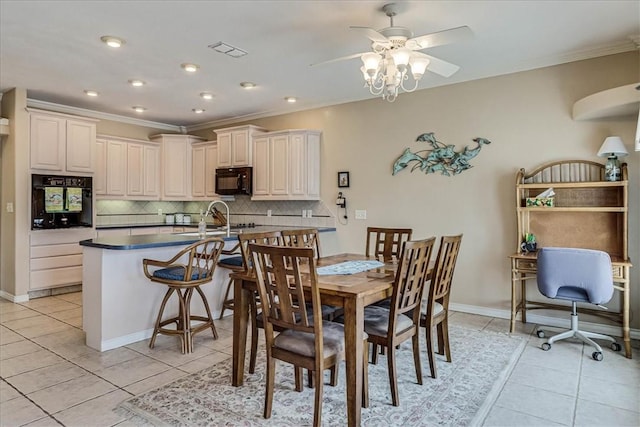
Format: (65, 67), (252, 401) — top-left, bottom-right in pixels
(536, 247), (622, 361)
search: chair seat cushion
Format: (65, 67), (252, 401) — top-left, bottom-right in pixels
(420, 300), (444, 316)
(218, 256), (243, 267)
(274, 321), (347, 358)
(363, 305), (414, 336)
(153, 266), (208, 281)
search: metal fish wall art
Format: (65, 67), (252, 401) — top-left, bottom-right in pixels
(392, 132), (491, 176)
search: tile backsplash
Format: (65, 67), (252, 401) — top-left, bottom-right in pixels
(96, 196), (336, 228)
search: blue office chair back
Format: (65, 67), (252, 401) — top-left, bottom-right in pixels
(537, 247), (613, 305)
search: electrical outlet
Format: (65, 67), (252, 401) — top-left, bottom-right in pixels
(355, 209), (367, 220)
(157, 208), (162, 216)
(307, 209), (313, 218)
(6, 202), (14, 213)
(302, 210), (307, 218)
(267, 209), (272, 217)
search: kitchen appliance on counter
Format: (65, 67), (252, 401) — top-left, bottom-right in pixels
(31, 174), (93, 229)
(215, 167), (252, 195)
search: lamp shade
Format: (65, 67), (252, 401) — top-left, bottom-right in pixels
(597, 136), (628, 158)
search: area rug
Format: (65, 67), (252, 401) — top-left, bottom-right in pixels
(117, 327), (525, 426)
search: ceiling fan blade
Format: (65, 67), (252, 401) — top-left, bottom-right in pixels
(349, 26), (391, 46)
(310, 52), (367, 67)
(406, 26), (473, 50)
(411, 52), (460, 77)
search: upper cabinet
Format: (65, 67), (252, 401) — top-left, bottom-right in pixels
(150, 134), (206, 200)
(191, 141), (218, 198)
(252, 130), (321, 201)
(214, 125), (267, 167)
(95, 135), (160, 199)
(29, 109), (97, 173)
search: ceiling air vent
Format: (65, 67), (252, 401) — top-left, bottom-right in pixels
(208, 42), (247, 58)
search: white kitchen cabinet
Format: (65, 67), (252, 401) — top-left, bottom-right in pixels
(105, 139), (127, 196)
(29, 228), (96, 290)
(192, 141), (218, 198)
(127, 141), (160, 199)
(214, 125), (266, 167)
(151, 134), (206, 200)
(252, 129), (321, 200)
(29, 109), (97, 173)
(94, 139), (107, 194)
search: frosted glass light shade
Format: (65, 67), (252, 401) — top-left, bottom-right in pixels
(597, 136), (628, 157)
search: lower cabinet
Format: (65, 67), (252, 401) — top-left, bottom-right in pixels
(29, 228), (96, 290)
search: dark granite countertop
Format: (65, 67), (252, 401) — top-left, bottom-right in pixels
(80, 226), (336, 250)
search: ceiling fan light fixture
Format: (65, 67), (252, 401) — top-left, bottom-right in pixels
(361, 52), (381, 74)
(391, 47), (411, 68)
(101, 36), (125, 48)
(409, 57), (430, 80)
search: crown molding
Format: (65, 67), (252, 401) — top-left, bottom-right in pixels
(26, 99), (185, 133)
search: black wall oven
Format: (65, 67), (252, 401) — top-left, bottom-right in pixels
(31, 174), (93, 229)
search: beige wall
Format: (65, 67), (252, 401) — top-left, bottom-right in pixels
(200, 52), (640, 328)
(0, 88), (30, 298)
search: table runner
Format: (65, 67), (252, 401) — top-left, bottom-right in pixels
(316, 260), (385, 275)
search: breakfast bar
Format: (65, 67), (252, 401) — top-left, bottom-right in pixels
(79, 226), (335, 351)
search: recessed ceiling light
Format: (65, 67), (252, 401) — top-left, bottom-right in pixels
(132, 106), (146, 113)
(181, 63), (200, 73)
(84, 90), (99, 97)
(200, 92), (213, 100)
(284, 96), (297, 103)
(192, 108), (205, 114)
(100, 36), (125, 48)
(240, 82), (256, 89)
(128, 79), (145, 87)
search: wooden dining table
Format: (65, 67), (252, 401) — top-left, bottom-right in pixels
(230, 253), (402, 427)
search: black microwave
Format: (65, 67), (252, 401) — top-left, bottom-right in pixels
(215, 167), (252, 195)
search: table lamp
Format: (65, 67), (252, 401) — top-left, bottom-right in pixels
(597, 136), (628, 181)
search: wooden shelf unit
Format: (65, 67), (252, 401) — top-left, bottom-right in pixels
(510, 159), (632, 358)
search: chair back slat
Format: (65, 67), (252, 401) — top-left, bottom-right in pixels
(429, 234), (463, 303)
(250, 244), (318, 334)
(238, 231), (283, 275)
(390, 238), (436, 320)
(281, 228), (321, 259)
(366, 227), (413, 262)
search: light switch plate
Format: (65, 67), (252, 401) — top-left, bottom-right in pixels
(355, 209), (367, 220)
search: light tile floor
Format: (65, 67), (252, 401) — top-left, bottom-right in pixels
(1, 293), (638, 426)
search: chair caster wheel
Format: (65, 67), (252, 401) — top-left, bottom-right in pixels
(541, 342), (551, 351)
(611, 342), (622, 352)
(536, 330), (545, 339)
(592, 351), (603, 361)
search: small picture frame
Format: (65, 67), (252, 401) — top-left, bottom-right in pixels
(338, 171), (350, 188)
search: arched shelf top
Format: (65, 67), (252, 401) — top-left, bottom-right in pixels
(572, 83), (640, 120)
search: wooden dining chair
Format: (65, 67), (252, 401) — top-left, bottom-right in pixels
(365, 227), (413, 262)
(420, 234), (463, 378)
(363, 237), (436, 406)
(249, 243), (368, 426)
(237, 230), (283, 374)
(216, 241), (243, 319)
(142, 237), (225, 354)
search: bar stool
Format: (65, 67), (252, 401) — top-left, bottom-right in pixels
(143, 237), (224, 353)
(217, 242), (243, 319)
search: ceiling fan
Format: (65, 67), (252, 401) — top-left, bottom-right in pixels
(315, 3), (473, 101)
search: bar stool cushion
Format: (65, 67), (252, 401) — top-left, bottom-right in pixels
(218, 255), (244, 268)
(363, 305), (413, 336)
(153, 266), (208, 281)
(274, 321), (347, 357)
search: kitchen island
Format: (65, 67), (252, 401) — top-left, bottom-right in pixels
(80, 226), (336, 351)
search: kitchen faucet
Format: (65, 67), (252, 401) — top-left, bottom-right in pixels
(206, 200), (231, 237)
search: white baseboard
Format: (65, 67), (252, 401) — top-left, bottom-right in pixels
(450, 302), (640, 340)
(0, 290), (29, 303)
